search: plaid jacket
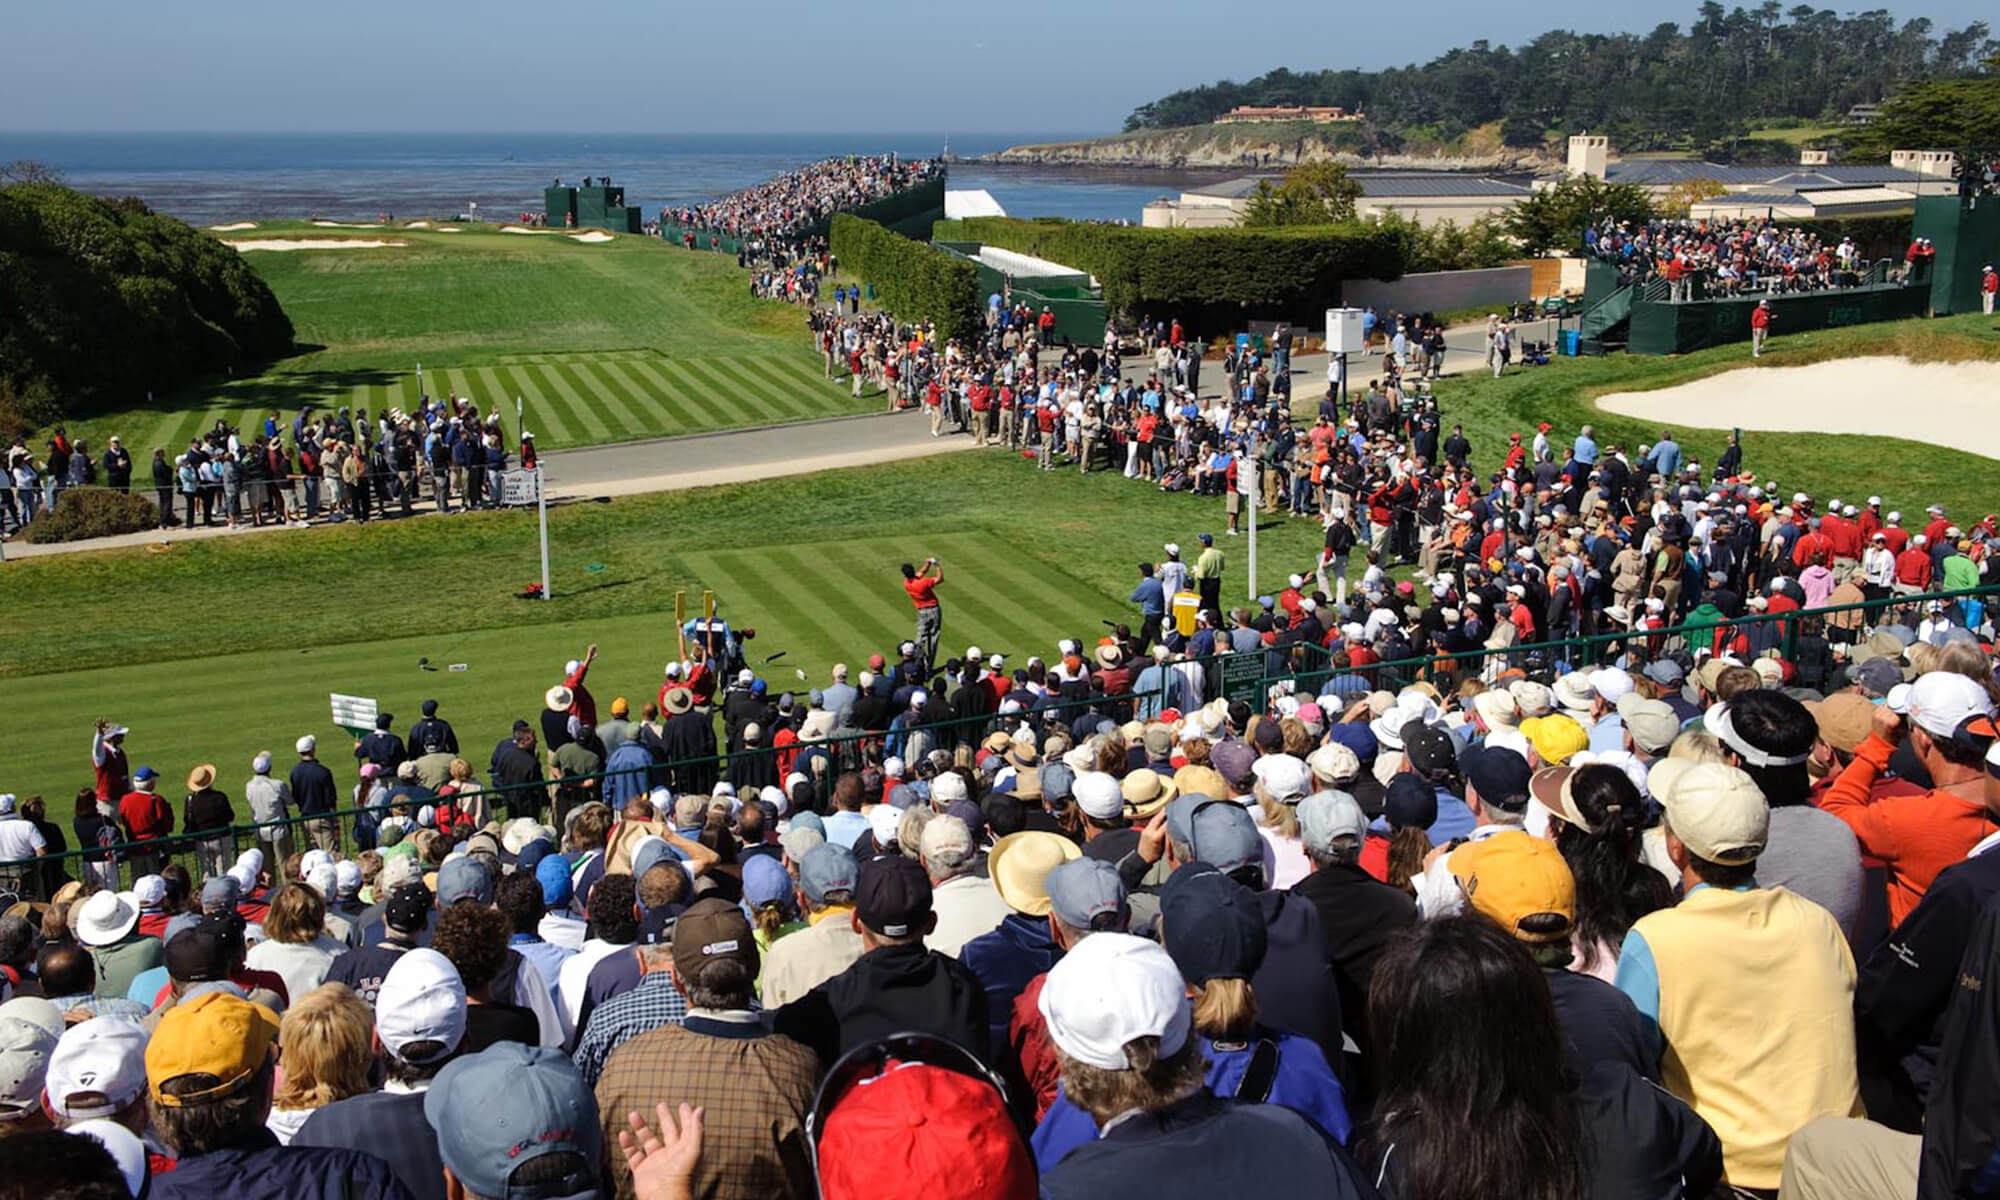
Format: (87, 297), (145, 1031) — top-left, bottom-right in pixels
(573, 968), (686, 1087)
(595, 1016), (817, 1200)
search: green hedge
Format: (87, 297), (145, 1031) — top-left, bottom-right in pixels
(829, 214), (980, 343)
(0, 185), (295, 432)
(931, 216), (1408, 321)
(23, 489), (160, 543)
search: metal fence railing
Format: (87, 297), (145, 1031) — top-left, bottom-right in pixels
(4, 586), (1989, 899)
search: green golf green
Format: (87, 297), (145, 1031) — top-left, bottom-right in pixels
(59, 222), (871, 455)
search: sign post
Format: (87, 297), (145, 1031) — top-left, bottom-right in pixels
(536, 465), (550, 601)
(1220, 652), (1263, 709)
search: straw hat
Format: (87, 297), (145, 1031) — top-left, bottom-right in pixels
(987, 831), (1081, 916)
(544, 685), (573, 712)
(1120, 769), (1178, 819)
(662, 687), (694, 716)
(186, 764), (218, 791)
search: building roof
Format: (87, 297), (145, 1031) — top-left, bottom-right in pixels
(1358, 175), (1531, 198)
(944, 189), (1007, 219)
(1599, 160), (1926, 187)
(1183, 177), (1271, 200)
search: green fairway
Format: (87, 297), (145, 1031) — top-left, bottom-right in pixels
(0, 453), (1326, 806)
(59, 222), (870, 453)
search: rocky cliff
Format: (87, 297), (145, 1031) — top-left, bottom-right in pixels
(973, 122), (1556, 172)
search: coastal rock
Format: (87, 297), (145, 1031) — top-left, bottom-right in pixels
(972, 126), (1554, 173)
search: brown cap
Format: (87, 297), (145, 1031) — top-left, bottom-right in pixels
(1807, 692), (1875, 755)
(670, 898), (759, 987)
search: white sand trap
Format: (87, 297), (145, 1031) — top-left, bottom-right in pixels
(570, 231), (614, 243)
(209, 221), (257, 231)
(311, 219), (384, 228)
(403, 220), (433, 229)
(435, 226), (462, 233)
(500, 225), (557, 235)
(228, 238), (406, 252)
(1598, 357), (2000, 461)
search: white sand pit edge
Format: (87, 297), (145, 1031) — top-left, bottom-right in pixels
(403, 220), (433, 229)
(1596, 357), (2000, 462)
(434, 226), (462, 232)
(209, 221), (257, 231)
(228, 238), (407, 252)
(570, 231), (615, 243)
(500, 225), (557, 235)
(311, 220), (384, 228)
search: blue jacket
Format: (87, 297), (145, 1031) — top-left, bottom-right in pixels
(602, 740), (655, 810)
(1037, 1088), (1372, 1200)
(959, 913), (1059, 1054)
(1033, 1029), (1352, 1171)
(152, 1132), (415, 1200)
(1130, 577), (1166, 616)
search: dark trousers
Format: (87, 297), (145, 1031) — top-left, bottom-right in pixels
(1199, 577), (1222, 618)
(155, 487), (174, 526)
(467, 465), (486, 508)
(1139, 612), (1163, 651)
(350, 478), (371, 522)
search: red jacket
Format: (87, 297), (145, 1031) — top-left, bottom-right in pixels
(1750, 307), (1771, 330)
(1010, 972), (1062, 1120)
(119, 789), (173, 842)
(1895, 547), (1932, 587)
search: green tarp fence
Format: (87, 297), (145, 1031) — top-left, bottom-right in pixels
(1626, 281), (1931, 355)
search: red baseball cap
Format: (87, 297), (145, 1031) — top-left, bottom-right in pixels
(817, 1060), (1034, 1200)
(868, 653), (886, 670)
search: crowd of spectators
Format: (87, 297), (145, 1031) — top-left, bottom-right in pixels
(1587, 215), (1898, 299)
(2, 397), (532, 537)
(2, 545), (1997, 1198)
(660, 155), (942, 242)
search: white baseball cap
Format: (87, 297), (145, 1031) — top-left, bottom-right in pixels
(1907, 671), (1996, 739)
(0, 1016), (57, 1122)
(68, 1119), (149, 1198)
(1072, 771), (1124, 821)
(1587, 668), (1635, 705)
(132, 875), (168, 908)
(1250, 753), (1312, 803)
(929, 772), (968, 806)
(1039, 933), (1191, 1070)
(1648, 760), (1769, 865)
(295, 734), (316, 754)
(334, 860), (363, 896)
(375, 949), (467, 1062)
(44, 1018), (148, 1120)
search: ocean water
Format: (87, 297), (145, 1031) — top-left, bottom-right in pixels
(0, 132), (1238, 226)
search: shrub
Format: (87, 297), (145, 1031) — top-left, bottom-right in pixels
(829, 214), (980, 343)
(22, 489), (160, 544)
(0, 184), (295, 427)
(930, 216), (1407, 325)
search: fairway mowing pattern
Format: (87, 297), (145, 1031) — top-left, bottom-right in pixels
(72, 350), (883, 455)
(675, 532), (1125, 675)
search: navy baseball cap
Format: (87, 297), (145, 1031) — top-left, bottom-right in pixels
(1460, 745), (1531, 812)
(1159, 864), (1267, 984)
(425, 1044), (601, 1200)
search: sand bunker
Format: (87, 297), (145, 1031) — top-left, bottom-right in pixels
(403, 220), (433, 229)
(500, 225), (557, 235)
(570, 231), (614, 243)
(311, 220), (384, 228)
(435, 226), (462, 232)
(1597, 357), (2000, 461)
(229, 238), (406, 252)
(209, 221), (257, 232)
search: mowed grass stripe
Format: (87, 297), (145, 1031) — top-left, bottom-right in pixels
(762, 355), (851, 401)
(547, 363), (631, 441)
(528, 364), (612, 443)
(565, 362), (651, 438)
(703, 550), (853, 658)
(595, 360), (694, 435)
(967, 540), (1125, 614)
(704, 358), (813, 421)
(923, 531), (1117, 647)
(766, 548), (913, 653)
(482, 367), (575, 447)
(647, 360), (735, 429)
(671, 359), (764, 427)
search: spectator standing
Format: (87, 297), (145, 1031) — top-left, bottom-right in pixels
(290, 737), (339, 853)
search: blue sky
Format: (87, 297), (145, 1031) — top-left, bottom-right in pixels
(4, 0), (1991, 134)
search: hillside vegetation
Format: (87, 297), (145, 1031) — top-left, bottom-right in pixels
(1127, 5), (1995, 152)
(0, 183), (295, 434)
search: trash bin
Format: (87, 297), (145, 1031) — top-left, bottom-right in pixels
(1563, 329), (1581, 357)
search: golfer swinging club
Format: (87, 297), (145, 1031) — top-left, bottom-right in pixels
(901, 555), (944, 673)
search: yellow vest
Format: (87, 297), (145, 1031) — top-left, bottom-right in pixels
(1633, 885), (1862, 1190)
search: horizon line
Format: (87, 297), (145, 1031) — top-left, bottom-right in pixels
(0, 128), (1099, 139)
